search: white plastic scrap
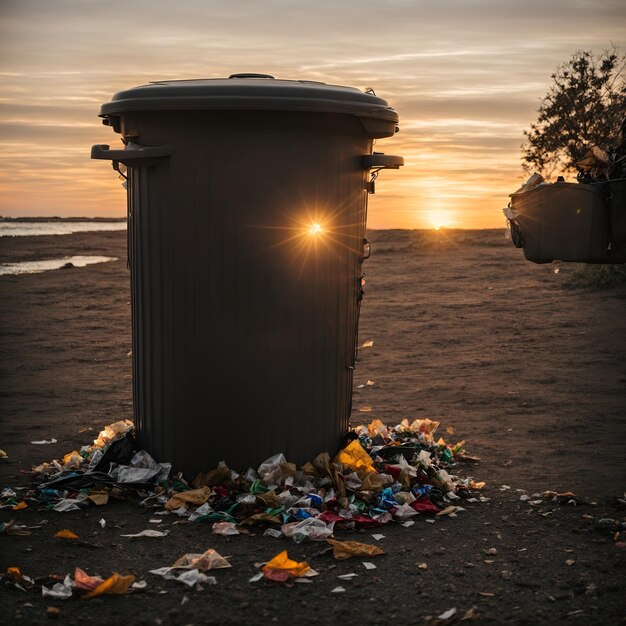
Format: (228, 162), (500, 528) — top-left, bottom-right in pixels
(41, 582), (72, 599)
(53, 499), (82, 512)
(371, 533), (385, 541)
(99, 518), (106, 528)
(281, 518), (334, 543)
(362, 562), (377, 570)
(393, 503), (418, 520)
(31, 439), (58, 445)
(438, 608), (457, 620)
(121, 529), (169, 538)
(149, 567), (215, 587)
(263, 528), (283, 539)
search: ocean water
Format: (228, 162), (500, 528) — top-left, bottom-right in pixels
(0, 221), (126, 238)
(0, 255), (118, 276)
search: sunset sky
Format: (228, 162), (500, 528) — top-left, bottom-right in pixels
(1, 0), (624, 229)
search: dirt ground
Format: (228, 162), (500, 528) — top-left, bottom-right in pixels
(0, 228), (624, 625)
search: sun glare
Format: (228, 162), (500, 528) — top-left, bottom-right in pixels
(308, 222), (323, 236)
(427, 210), (453, 231)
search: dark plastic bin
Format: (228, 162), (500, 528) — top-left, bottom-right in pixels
(92, 74), (402, 476)
(511, 181), (609, 263)
(607, 178), (626, 245)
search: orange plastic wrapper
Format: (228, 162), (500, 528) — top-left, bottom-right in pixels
(334, 440), (376, 474)
(55, 529), (79, 540)
(327, 539), (385, 560)
(366, 419), (388, 438)
(82, 573), (135, 599)
(165, 486), (212, 510)
(261, 550), (310, 580)
(74, 567), (104, 591)
(11, 501), (27, 511)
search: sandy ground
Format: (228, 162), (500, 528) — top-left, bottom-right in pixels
(0, 228), (624, 625)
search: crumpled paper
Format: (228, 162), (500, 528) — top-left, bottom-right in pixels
(165, 486), (212, 510)
(327, 538), (385, 560)
(172, 548), (231, 571)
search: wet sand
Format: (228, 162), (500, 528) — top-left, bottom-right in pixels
(0, 228), (624, 625)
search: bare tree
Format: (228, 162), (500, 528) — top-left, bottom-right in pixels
(521, 48), (626, 179)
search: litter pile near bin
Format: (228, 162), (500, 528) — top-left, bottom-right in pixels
(1, 417), (484, 534)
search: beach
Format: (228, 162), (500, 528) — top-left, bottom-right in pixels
(0, 227), (624, 624)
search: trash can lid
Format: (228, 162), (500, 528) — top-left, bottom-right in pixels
(99, 74), (399, 127)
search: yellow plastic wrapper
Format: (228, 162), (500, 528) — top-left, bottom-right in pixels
(334, 439), (376, 474)
(261, 550), (310, 577)
(165, 486), (212, 510)
(82, 573), (135, 599)
(327, 539), (385, 560)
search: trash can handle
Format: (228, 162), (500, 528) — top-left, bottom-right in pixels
(228, 73), (275, 79)
(91, 143), (173, 165)
(362, 153), (404, 170)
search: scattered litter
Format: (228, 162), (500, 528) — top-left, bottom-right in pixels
(83, 573), (135, 598)
(212, 521), (239, 536)
(55, 529), (79, 540)
(0, 520), (32, 536)
(120, 529), (169, 538)
(331, 586), (346, 593)
(74, 568), (104, 591)
(438, 608), (457, 620)
(261, 550), (310, 582)
(282, 518), (334, 543)
(98, 518), (106, 529)
(42, 582), (72, 600)
(337, 573), (358, 580)
(31, 439), (58, 445)
(371, 533), (385, 541)
(172, 548), (231, 571)
(360, 340), (374, 348)
(362, 562), (377, 570)
(328, 539), (385, 560)
(149, 568), (215, 588)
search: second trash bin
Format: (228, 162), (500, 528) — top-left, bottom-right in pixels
(92, 74), (403, 477)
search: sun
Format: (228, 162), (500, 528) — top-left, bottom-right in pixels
(427, 210), (453, 230)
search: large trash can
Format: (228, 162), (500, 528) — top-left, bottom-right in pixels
(509, 181), (609, 263)
(92, 74), (402, 477)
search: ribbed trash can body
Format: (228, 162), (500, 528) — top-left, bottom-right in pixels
(92, 76), (401, 476)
